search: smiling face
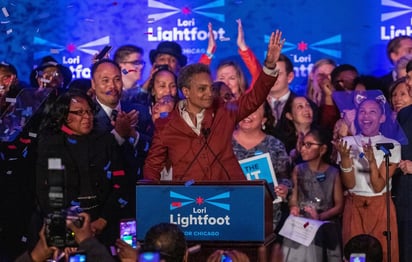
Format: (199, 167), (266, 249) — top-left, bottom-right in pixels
(216, 65), (241, 99)
(357, 100), (385, 137)
(391, 82), (412, 112)
(151, 70), (177, 102)
(66, 97), (94, 135)
(286, 97), (313, 126)
(300, 133), (324, 162)
(182, 72), (213, 113)
(92, 62), (123, 108)
(239, 104), (266, 132)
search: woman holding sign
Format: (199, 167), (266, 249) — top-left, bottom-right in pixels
(232, 102), (291, 231)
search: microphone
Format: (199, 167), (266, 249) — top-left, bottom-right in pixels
(201, 128), (232, 181)
(376, 143), (394, 157)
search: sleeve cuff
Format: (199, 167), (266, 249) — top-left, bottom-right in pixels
(262, 66), (279, 77)
(111, 129), (126, 145)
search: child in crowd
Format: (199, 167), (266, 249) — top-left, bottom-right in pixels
(283, 128), (343, 262)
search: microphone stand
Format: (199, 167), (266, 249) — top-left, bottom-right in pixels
(377, 144), (392, 262)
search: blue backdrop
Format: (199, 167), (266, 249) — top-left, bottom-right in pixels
(0, 0), (411, 94)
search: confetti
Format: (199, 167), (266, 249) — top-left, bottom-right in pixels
(219, 37), (231, 42)
(2, 7), (9, 17)
(1, 20), (10, 24)
(185, 179), (195, 187)
(50, 48), (59, 54)
(6, 28), (12, 34)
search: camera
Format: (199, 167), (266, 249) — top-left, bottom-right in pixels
(44, 158), (84, 248)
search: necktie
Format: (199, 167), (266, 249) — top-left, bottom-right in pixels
(111, 109), (118, 121)
(273, 100), (282, 122)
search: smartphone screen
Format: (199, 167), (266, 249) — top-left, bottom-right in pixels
(120, 219), (137, 248)
(68, 252), (87, 262)
(139, 252), (160, 262)
(350, 253), (366, 262)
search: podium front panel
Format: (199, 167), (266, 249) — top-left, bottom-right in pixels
(136, 182), (270, 242)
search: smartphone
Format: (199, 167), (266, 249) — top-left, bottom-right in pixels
(349, 253), (366, 262)
(95, 45), (112, 61)
(221, 254), (233, 262)
(139, 251), (160, 262)
(120, 218), (137, 248)
(68, 252), (87, 262)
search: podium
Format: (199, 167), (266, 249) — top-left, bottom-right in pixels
(136, 180), (276, 261)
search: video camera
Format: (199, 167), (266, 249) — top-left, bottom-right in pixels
(44, 158), (84, 248)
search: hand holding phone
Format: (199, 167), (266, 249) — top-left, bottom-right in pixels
(120, 219), (137, 248)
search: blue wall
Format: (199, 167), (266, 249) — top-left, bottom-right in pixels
(1, 0), (411, 94)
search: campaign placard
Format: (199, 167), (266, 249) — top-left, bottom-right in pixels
(238, 153), (282, 203)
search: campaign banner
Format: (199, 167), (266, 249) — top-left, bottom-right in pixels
(238, 153), (281, 203)
(136, 183), (270, 242)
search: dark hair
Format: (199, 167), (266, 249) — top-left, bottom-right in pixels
(177, 63), (211, 90)
(278, 54), (294, 75)
(143, 223), (187, 262)
(386, 35), (412, 64)
(68, 78), (92, 93)
(39, 89), (96, 134)
(90, 59), (121, 78)
(147, 68), (178, 104)
(306, 128), (333, 164)
(0, 61), (17, 76)
(407, 59), (412, 73)
(263, 101), (276, 132)
(113, 45), (144, 64)
(353, 75), (383, 91)
(216, 60), (248, 94)
(343, 234), (383, 262)
(389, 77), (411, 109)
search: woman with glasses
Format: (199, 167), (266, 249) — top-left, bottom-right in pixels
(336, 97), (400, 262)
(34, 89), (133, 246)
(284, 128), (343, 262)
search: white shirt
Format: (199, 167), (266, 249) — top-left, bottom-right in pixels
(338, 133), (401, 196)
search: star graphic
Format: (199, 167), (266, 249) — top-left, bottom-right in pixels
(181, 6), (191, 15)
(195, 196), (204, 205)
(67, 43), (76, 53)
(297, 41), (308, 52)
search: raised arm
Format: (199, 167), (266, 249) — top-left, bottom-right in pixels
(236, 19), (262, 89)
(198, 22), (216, 65)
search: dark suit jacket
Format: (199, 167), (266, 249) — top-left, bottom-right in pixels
(144, 71), (278, 181)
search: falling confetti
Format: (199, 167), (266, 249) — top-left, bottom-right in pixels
(2, 7), (9, 17)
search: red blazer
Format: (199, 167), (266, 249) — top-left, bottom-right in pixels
(143, 70), (278, 181)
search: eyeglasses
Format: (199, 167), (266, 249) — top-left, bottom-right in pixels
(122, 60), (146, 67)
(69, 109), (94, 116)
(300, 141), (323, 149)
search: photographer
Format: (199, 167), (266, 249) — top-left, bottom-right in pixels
(16, 213), (115, 262)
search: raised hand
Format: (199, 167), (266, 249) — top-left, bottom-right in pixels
(264, 30), (285, 69)
(206, 22), (216, 55)
(236, 19), (248, 51)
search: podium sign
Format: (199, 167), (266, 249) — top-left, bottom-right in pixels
(136, 180), (273, 242)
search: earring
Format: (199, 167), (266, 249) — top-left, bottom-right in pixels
(261, 123), (266, 130)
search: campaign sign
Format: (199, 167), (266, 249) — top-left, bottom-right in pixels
(238, 153), (281, 203)
(136, 182), (271, 242)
